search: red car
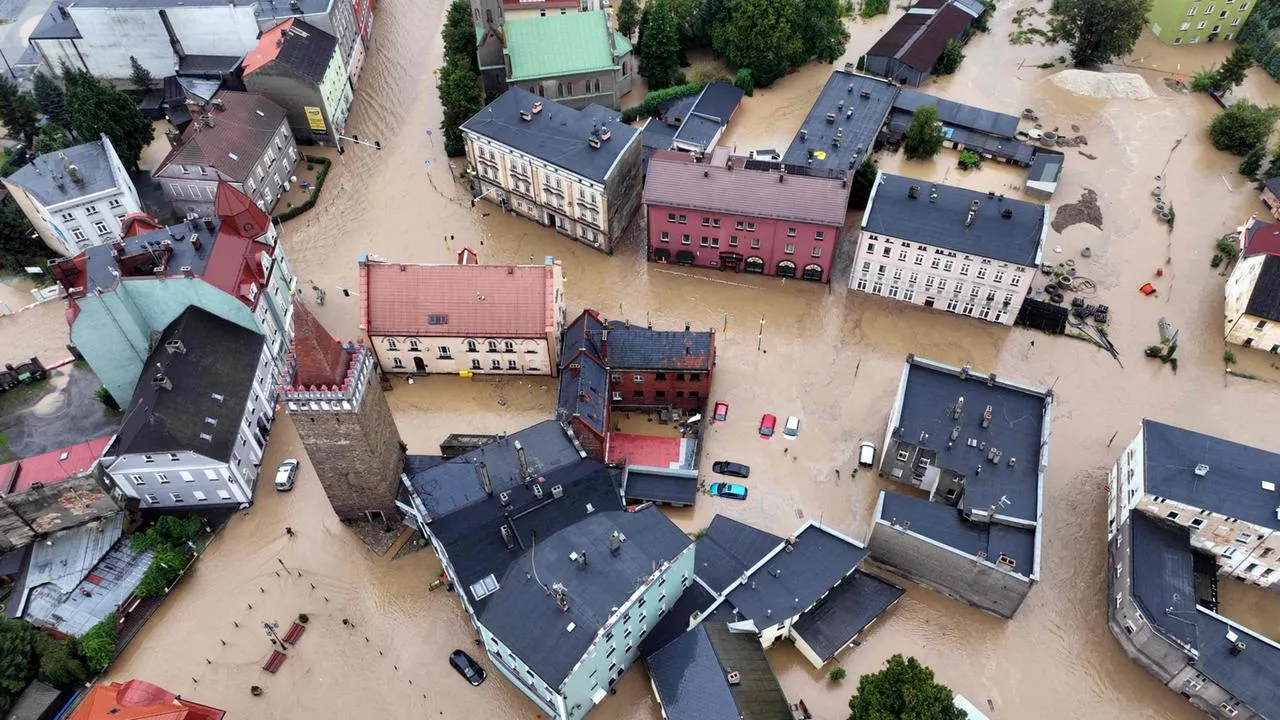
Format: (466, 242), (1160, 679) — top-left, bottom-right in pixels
(759, 414), (777, 439)
(713, 402), (729, 425)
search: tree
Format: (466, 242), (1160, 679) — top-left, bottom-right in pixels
(734, 68), (755, 96)
(0, 617), (36, 715)
(438, 54), (484, 158)
(797, 0), (850, 64)
(129, 56), (153, 92)
(78, 615), (117, 672)
(1048, 0), (1152, 68)
(617, 0), (641, 40)
(0, 202), (50, 273)
(1240, 143), (1265, 177)
(712, 0), (806, 87)
(1190, 65), (1219, 93)
(0, 79), (40, 144)
(33, 124), (71, 155)
(33, 634), (88, 688)
(903, 105), (945, 160)
(848, 654), (966, 720)
(1209, 101), (1280, 156)
(639, 0), (683, 90)
(442, 0), (480, 74)
(849, 157), (878, 210)
(935, 39), (966, 75)
(66, 72), (155, 170)
(1213, 46), (1253, 94)
(31, 72), (72, 133)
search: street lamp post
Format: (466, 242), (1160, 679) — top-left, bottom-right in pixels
(264, 621), (288, 650)
(757, 316), (765, 351)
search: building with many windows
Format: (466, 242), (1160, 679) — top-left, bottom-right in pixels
(461, 88), (643, 253)
(603, 320), (715, 414)
(1147, 0), (1255, 44)
(850, 173), (1048, 326)
(3, 135), (142, 256)
(358, 253), (566, 376)
(242, 18), (354, 147)
(1224, 216), (1280, 353)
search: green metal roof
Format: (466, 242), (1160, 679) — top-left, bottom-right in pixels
(504, 10), (627, 82)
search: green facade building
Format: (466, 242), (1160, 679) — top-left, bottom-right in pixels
(1148, 0), (1256, 45)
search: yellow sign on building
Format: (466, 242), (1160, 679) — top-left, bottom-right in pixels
(304, 106), (326, 131)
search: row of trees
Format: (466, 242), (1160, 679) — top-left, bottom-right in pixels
(0, 616), (93, 715)
(131, 515), (203, 598)
(440, 0), (485, 157)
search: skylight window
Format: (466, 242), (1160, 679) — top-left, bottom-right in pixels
(470, 574), (499, 600)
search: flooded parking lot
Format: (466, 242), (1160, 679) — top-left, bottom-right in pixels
(35, 0), (1280, 717)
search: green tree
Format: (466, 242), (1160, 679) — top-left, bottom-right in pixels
(135, 545), (190, 598)
(849, 157), (878, 210)
(713, 0), (806, 87)
(860, 0), (889, 18)
(848, 654), (966, 720)
(0, 79), (40, 144)
(935, 39), (966, 75)
(1209, 101), (1280, 156)
(639, 0), (683, 90)
(1240, 143), (1266, 177)
(1213, 46), (1253, 94)
(66, 72), (154, 170)
(129, 56), (153, 92)
(903, 105), (945, 160)
(689, 0), (724, 48)
(1048, 0), (1151, 67)
(734, 68), (755, 96)
(798, 0), (850, 63)
(32, 124), (71, 155)
(0, 202), (50, 272)
(0, 617), (37, 714)
(1190, 65), (1219, 93)
(617, 0), (642, 40)
(442, 0), (480, 74)
(32, 634), (88, 688)
(31, 72), (72, 133)
(438, 55), (484, 158)
(78, 615), (117, 672)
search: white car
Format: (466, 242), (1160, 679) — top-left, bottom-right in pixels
(858, 442), (877, 467)
(783, 416), (800, 438)
(275, 458), (300, 491)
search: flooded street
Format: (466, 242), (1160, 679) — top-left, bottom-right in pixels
(46, 0), (1280, 718)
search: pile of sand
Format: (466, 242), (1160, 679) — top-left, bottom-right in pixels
(1051, 70), (1154, 100)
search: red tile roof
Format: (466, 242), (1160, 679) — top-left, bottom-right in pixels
(119, 213), (165, 238)
(359, 260), (558, 338)
(290, 301), (353, 387)
(1245, 218), (1280, 257)
(0, 435), (112, 495)
(606, 433), (683, 466)
(242, 17), (293, 75)
(214, 178), (271, 239)
(202, 182), (276, 307)
(68, 680), (225, 720)
(156, 92), (288, 181)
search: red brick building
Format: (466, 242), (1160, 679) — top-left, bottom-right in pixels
(643, 148), (851, 283)
(557, 310), (609, 460)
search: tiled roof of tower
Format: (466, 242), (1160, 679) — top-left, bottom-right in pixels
(213, 179), (271, 239)
(359, 258), (556, 338)
(156, 92), (287, 181)
(289, 302), (353, 388)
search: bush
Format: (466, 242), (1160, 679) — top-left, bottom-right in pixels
(958, 150), (981, 170)
(620, 106), (643, 123)
(1240, 143), (1266, 177)
(33, 634), (88, 688)
(272, 155), (332, 223)
(860, 0), (889, 18)
(79, 615), (117, 672)
(734, 68), (755, 97)
(130, 515), (202, 553)
(1224, 349), (1237, 364)
(94, 386), (119, 411)
(641, 83), (706, 116)
(935, 39), (965, 75)
(134, 545), (189, 598)
(1209, 101), (1280, 156)
(829, 666), (847, 681)
(1190, 66), (1219, 93)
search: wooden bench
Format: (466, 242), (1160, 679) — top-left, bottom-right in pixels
(262, 650), (287, 674)
(281, 622), (306, 645)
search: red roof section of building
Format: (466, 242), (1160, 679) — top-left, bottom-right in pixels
(606, 433), (683, 466)
(359, 259), (556, 338)
(290, 301), (353, 387)
(1244, 218), (1280, 257)
(202, 182), (275, 307)
(242, 17), (294, 75)
(119, 213), (165, 238)
(214, 179), (272, 239)
(68, 680), (225, 720)
(0, 435), (112, 495)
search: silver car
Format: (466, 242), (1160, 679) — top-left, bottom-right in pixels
(275, 459), (300, 491)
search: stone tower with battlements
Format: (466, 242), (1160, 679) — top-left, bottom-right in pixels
(280, 303), (404, 521)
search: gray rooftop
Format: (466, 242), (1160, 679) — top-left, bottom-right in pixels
(1193, 610), (1280, 720)
(639, 581), (716, 657)
(791, 570), (904, 663)
(891, 88), (1019, 139)
(28, 4), (81, 40)
(6, 680), (62, 720)
(864, 173), (1048, 266)
(57, 217), (224, 295)
(880, 491), (1036, 576)
(671, 82), (745, 152)
(646, 622), (792, 720)
(7, 512), (123, 618)
(695, 515), (783, 596)
(5, 136), (123, 207)
(23, 531), (153, 636)
(1142, 419), (1280, 532)
(885, 106), (1035, 165)
(895, 360), (1050, 521)
(624, 467), (698, 506)
(461, 87), (639, 184)
(781, 70), (897, 174)
(1028, 151), (1064, 185)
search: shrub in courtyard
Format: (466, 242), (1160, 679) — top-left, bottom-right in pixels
(78, 615), (117, 672)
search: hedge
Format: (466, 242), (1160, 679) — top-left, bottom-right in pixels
(79, 614), (118, 672)
(620, 82), (707, 123)
(272, 155), (332, 223)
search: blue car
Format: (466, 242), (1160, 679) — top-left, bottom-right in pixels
(709, 482), (748, 500)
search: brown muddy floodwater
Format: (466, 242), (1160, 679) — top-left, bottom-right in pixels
(74, 0), (1280, 718)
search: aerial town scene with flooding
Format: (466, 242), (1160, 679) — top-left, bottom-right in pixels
(4, 0), (1280, 717)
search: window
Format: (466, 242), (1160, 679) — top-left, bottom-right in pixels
(85, 205), (100, 215)
(1180, 21), (1191, 29)
(170, 492), (184, 503)
(701, 217), (711, 227)
(633, 374), (644, 382)
(1010, 275), (1022, 288)
(897, 249), (908, 262)
(660, 231), (670, 242)
(784, 243), (795, 254)
(1167, 510), (1181, 521)
(1257, 320), (1268, 330)
(491, 359), (501, 370)
(144, 493), (159, 503)
(787, 227), (797, 237)
(130, 474), (144, 485)
(94, 221), (109, 235)
(392, 356), (405, 369)
(1188, 5), (1197, 15)
(913, 253), (924, 266)
(504, 341), (515, 353)
(193, 490), (207, 501)
(746, 222), (755, 231)
(666, 213), (676, 223)
(909, 271), (919, 284)
(946, 297), (959, 312)
(466, 339), (478, 352)
(811, 247), (822, 257)
(678, 215), (687, 224)
(1237, 532), (1254, 544)
(1190, 517), (1205, 528)
(866, 243), (876, 254)
(471, 359), (482, 370)
(892, 268), (903, 280)
(1197, 19), (1207, 27)
(1204, 3), (1214, 12)
(438, 346), (452, 359)
(612, 391), (622, 401)
(408, 339), (420, 352)
(729, 235), (739, 247)
(976, 267), (988, 280)
(959, 263), (971, 276)
(699, 236), (710, 247)
(1220, 704), (1239, 718)
(750, 238), (761, 249)
(815, 231), (826, 240)
(681, 234), (691, 245)
(470, 574), (499, 600)
(1232, 16), (1241, 24)
(1223, 546), (1238, 558)
(386, 338), (398, 351)
(943, 260), (954, 272)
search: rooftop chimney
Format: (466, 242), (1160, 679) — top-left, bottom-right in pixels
(152, 373), (172, 391)
(477, 460), (493, 496)
(929, 186), (938, 202)
(982, 405), (993, 429)
(164, 339), (186, 354)
(908, 185), (920, 199)
(532, 101), (544, 114)
(520, 110), (533, 122)
(954, 396), (965, 419)
(609, 530), (622, 556)
(1001, 208), (1014, 219)
(514, 440), (530, 478)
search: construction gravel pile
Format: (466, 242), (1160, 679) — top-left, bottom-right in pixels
(1051, 70), (1154, 100)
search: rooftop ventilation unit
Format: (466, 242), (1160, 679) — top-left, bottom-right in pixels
(1194, 464), (1210, 477)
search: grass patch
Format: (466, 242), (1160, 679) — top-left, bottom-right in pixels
(860, 0), (889, 18)
(1010, 27), (1050, 45)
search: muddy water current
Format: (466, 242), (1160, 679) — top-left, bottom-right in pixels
(30, 0), (1280, 717)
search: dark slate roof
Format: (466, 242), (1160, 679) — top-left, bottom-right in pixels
(639, 582), (716, 657)
(865, 173), (1047, 266)
(1266, 177), (1280, 198)
(461, 87), (638, 184)
(107, 307), (263, 461)
(61, 218), (222, 295)
(1028, 151), (1064, 185)
(604, 320), (713, 371)
(722, 525), (870, 627)
(647, 623), (791, 720)
(28, 5), (80, 40)
(896, 360), (1049, 521)
(704, 622), (792, 720)
(1245, 255), (1280, 323)
(251, 19), (337, 84)
(479, 508), (692, 687)
(782, 71), (897, 174)
(178, 55), (242, 75)
(695, 515), (783, 595)
(891, 88), (1019, 137)
(642, 117), (679, 152)
(6, 679), (62, 720)
(1192, 610), (1280, 720)
(875, 2), (974, 74)
(791, 570), (904, 662)
(557, 311), (609, 436)
(1128, 511), (1199, 649)
(671, 82), (744, 151)
(1141, 419), (1280, 532)
(624, 468), (698, 505)
(885, 109), (1035, 164)
(879, 492), (1036, 574)
(6, 137), (122, 206)
(406, 420), (585, 519)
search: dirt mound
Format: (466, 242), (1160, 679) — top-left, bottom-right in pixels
(1052, 188), (1104, 233)
(1051, 70), (1154, 100)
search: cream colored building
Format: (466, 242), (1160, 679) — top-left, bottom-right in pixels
(1224, 216), (1280, 353)
(460, 87), (643, 254)
(1108, 419), (1280, 589)
(358, 254), (566, 377)
(850, 173), (1048, 326)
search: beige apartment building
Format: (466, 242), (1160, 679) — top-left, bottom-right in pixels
(460, 87), (643, 254)
(850, 173), (1049, 326)
(357, 254), (566, 377)
(1224, 216), (1280, 353)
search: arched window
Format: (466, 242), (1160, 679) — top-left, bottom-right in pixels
(386, 338), (398, 351)
(504, 340), (515, 353)
(467, 339), (478, 353)
(487, 340), (499, 352)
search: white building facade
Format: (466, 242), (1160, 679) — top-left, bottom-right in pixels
(1224, 217), (1280, 352)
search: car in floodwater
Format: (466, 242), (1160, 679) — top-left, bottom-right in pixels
(759, 414), (776, 438)
(713, 401), (729, 424)
(783, 415), (800, 438)
(709, 482), (749, 500)
(275, 459), (300, 491)
(711, 461), (750, 478)
(859, 441), (877, 468)
(449, 650), (486, 686)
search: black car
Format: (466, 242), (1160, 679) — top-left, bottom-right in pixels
(450, 649), (487, 686)
(712, 461), (750, 478)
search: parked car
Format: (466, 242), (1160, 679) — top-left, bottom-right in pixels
(274, 458), (300, 491)
(709, 482), (749, 500)
(749, 148), (782, 161)
(449, 650), (487, 686)
(759, 414), (776, 438)
(713, 401), (729, 425)
(859, 441), (877, 467)
(712, 461), (750, 478)
(783, 415), (800, 438)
